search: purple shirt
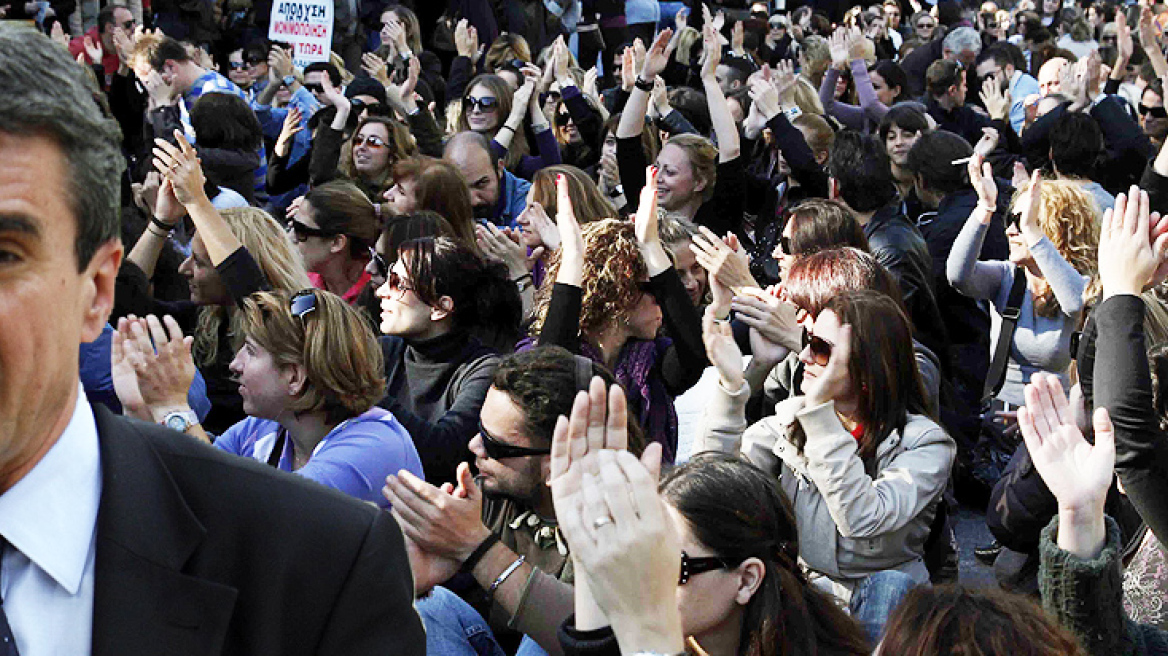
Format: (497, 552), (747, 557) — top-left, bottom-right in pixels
(215, 407), (424, 508)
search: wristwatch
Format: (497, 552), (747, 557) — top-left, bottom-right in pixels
(162, 409), (200, 433)
(282, 74), (297, 88)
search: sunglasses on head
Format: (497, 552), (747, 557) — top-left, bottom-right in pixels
(289, 289), (318, 322)
(288, 218), (335, 242)
(479, 420), (551, 460)
(463, 95), (500, 112)
(1140, 104), (1168, 119)
(679, 550), (733, 585)
(801, 328), (833, 366)
(353, 134), (389, 149)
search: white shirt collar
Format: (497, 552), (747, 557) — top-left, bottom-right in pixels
(0, 383), (102, 594)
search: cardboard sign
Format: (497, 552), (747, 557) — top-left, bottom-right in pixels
(268, 0), (333, 67)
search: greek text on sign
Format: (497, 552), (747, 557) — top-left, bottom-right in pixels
(269, 0), (333, 67)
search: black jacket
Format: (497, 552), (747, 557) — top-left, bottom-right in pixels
(90, 404), (425, 655)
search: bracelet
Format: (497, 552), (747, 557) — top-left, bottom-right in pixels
(488, 555), (526, 597)
(151, 216), (177, 232)
(498, 124), (516, 134)
(460, 532), (500, 573)
(512, 273), (533, 284)
(634, 75), (655, 92)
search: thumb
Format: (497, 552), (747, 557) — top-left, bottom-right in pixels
(640, 442), (663, 482)
(1092, 407), (1115, 453)
(529, 246), (546, 262)
(456, 462), (480, 500)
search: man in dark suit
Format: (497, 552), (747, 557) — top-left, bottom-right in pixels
(0, 25), (424, 655)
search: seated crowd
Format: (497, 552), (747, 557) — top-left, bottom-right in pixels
(10, 0), (1168, 651)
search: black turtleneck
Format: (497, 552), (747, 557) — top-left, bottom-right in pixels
(378, 330), (500, 486)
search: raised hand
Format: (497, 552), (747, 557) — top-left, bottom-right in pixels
(802, 324), (853, 409)
(700, 21), (722, 81)
(748, 75), (781, 122)
(829, 27), (850, 69)
(82, 34), (103, 63)
(275, 106), (304, 157)
(1016, 168), (1046, 245)
(731, 20), (745, 55)
(640, 28), (673, 81)
(475, 221), (533, 279)
(731, 287), (802, 352)
(772, 59), (798, 103)
(1099, 185), (1168, 297)
(690, 226), (758, 293)
(516, 201), (561, 251)
(362, 51), (391, 86)
(621, 46), (637, 92)
(1017, 373), (1113, 558)
(153, 131), (208, 208)
(968, 152), (998, 215)
(555, 174), (586, 286)
(980, 76), (1010, 121)
(702, 306), (745, 390)
(455, 19), (479, 60)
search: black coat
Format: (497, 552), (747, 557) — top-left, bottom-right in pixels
(90, 405), (425, 655)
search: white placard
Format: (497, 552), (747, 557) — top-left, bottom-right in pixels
(268, 0), (334, 68)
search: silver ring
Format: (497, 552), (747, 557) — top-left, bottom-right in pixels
(592, 516), (614, 530)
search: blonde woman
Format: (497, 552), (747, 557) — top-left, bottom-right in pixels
(947, 155), (1099, 406)
(118, 133), (310, 433)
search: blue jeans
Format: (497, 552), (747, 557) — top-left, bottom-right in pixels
(416, 587), (507, 656)
(849, 570), (917, 646)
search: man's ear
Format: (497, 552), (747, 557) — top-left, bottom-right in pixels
(330, 234), (348, 255)
(496, 159), (506, 184)
(430, 295), (454, 323)
(80, 240), (123, 343)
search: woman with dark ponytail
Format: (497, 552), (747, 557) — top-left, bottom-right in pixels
(373, 236), (522, 484)
(659, 453), (871, 656)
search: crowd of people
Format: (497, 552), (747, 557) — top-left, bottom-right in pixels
(6, 0), (1168, 652)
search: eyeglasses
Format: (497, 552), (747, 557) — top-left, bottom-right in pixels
(801, 328), (833, 366)
(353, 134), (389, 149)
(479, 420), (551, 459)
(288, 218), (335, 242)
(289, 289), (318, 322)
(917, 21), (936, 29)
(385, 270), (415, 298)
(369, 247), (389, 279)
(304, 82), (325, 94)
(463, 95), (500, 112)
(229, 61), (248, 70)
(1140, 104), (1168, 119)
(678, 550), (732, 585)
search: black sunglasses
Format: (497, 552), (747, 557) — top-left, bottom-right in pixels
(229, 61), (248, 70)
(479, 420), (551, 459)
(289, 289), (318, 322)
(304, 82), (325, 94)
(679, 550), (732, 585)
(463, 95), (500, 112)
(1007, 211), (1022, 231)
(288, 218), (335, 242)
(555, 111), (573, 127)
(801, 328), (833, 366)
(779, 235), (793, 255)
(1140, 104), (1168, 119)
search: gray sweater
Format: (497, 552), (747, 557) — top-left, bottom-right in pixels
(946, 220), (1088, 405)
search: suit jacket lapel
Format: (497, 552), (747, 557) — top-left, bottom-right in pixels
(90, 406), (239, 656)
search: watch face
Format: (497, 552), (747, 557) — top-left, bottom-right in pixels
(165, 415), (190, 432)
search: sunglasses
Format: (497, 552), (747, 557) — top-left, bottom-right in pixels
(1140, 104), (1168, 119)
(801, 328), (833, 366)
(117, 18), (136, 30)
(779, 235), (793, 255)
(289, 289), (318, 322)
(555, 111), (573, 127)
(353, 134), (389, 149)
(679, 550), (733, 585)
(479, 420), (551, 459)
(463, 95), (500, 112)
(229, 61), (248, 70)
(288, 218), (335, 242)
(304, 82), (325, 94)
(369, 247), (389, 279)
(385, 270), (415, 298)
(917, 21), (936, 29)
(1007, 211), (1022, 231)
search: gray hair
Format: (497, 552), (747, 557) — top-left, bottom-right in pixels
(943, 26), (983, 56)
(0, 25), (123, 270)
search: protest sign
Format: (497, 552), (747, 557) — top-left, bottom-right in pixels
(269, 0), (333, 67)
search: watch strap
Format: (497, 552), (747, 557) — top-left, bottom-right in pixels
(634, 76), (655, 92)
